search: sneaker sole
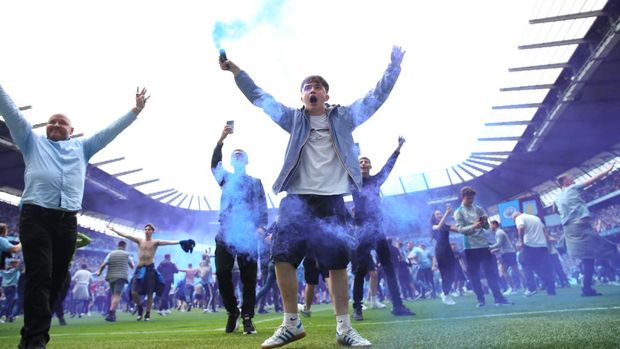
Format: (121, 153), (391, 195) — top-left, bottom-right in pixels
(337, 339), (372, 347)
(261, 332), (306, 349)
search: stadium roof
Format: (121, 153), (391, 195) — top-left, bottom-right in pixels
(1, 0), (620, 217)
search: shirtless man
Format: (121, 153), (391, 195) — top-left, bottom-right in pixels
(107, 223), (195, 321)
(178, 263), (200, 311)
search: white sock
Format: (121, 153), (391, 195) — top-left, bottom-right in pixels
(284, 313), (300, 327)
(336, 314), (351, 333)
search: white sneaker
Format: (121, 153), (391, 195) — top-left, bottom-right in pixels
(451, 291), (460, 298)
(261, 323), (306, 349)
(441, 294), (456, 305)
(523, 290), (538, 297)
(298, 304), (311, 318)
(336, 327), (372, 347)
(503, 288), (514, 296)
(369, 298), (386, 309)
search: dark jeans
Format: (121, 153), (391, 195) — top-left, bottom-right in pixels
(19, 204), (77, 345)
(352, 235), (404, 309)
(521, 246), (556, 295)
(464, 248), (504, 303)
(215, 242), (257, 318)
(159, 281), (173, 310)
(550, 253), (569, 286)
(256, 262), (277, 305)
(52, 271), (71, 319)
(436, 244), (456, 295)
(1, 285), (18, 319)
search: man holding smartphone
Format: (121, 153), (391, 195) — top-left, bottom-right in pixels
(453, 186), (513, 308)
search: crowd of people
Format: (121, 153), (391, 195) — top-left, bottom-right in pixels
(1, 46), (619, 349)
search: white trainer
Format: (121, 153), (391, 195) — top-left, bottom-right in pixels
(261, 322), (306, 349)
(336, 327), (372, 347)
(441, 294), (456, 305)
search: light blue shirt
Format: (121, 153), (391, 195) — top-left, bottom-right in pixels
(409, 247), (432, 269)
(1, 268), (20, 287)
(1, 84), (137, 211)
(454, 204), (490, 250)
(0, 236), (12, 252)
(554, 183), (589, 225)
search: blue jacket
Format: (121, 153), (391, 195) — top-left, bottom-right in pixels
(234, 63), (401, 193)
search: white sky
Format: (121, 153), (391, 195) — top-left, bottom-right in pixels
(0, 0), (607, 210)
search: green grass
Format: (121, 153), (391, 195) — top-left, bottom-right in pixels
(1, 285), (619, 348)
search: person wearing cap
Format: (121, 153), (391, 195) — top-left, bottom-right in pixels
(453, 186), (512, 307)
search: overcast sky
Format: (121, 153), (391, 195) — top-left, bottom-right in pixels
(0, 0), (605, 210)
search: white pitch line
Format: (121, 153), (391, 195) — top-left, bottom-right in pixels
(0, 305), (618, 339)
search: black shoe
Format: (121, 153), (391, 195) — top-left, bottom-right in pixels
(352, 307), (363, 321)
(391, 305), (415, 316)
(58, 317), (67, 326)
(136, 306), (144, 321)
(242, 316), (257, 334)
(581, 288), (603, 297)
(144, 312), (151, 322)
(26, 336), (47, 349)
(225, 310), (240, 333)
(105, 313), (116, 322)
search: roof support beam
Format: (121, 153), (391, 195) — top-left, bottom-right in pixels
(467, 158), (500, 169)
(500, 84), (556, 92)
(451, 167), (465, 182)
(164, 192), (184, 205)
(457, 164), (476, 178)
(484, 121), (531, 126)
(111, 168), (143, 177)
(147, 188), (175, 197)
(492, 103), (544, 110)
(477, 136), (521, 142)
(92, 157), (125, 166)
(529, 10), (606, 24)
(153, 190), (178, 201)
(508, 62), (571, 72)
(518, 38), (588, 50)
(129, 178), (159, 187)
(471, 151), (512, 156)
(202, 196), (212, 210)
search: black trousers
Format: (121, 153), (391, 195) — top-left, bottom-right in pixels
(435, 244), (456, 295)
(464, 248), (504, 303)
(19, 204), (77, 345)
(352, 236), (403, 309)
(522, 245), (556, 294)
(52, 271), (71, 319)
(215, 242), (257, 318)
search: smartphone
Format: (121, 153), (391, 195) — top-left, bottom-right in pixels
(226, 120), (234, 133)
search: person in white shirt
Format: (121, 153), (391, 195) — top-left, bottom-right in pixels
(71, 264), (92, 316)
(512, 212), (556, 296)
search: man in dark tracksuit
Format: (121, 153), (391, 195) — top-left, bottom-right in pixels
(351, 136), (414, 320)
(212, 124), (268, 335)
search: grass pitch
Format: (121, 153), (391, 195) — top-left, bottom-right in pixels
(1, 285), (619, 348)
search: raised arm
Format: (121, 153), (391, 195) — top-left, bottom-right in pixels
(0, 84), (35, 152)
(375, 136), (405, 186)
(219, 58), (295, 131)
(82, 87), (149, 159)
(211, 125), (232, 186)
(432, 205), (452, 231)
(76, 232), (92, 249)
(156, 239), (181, 247)
(583, 162), (615, 188)
(346, 46), (405, 129)
(107, 225), (140, 244)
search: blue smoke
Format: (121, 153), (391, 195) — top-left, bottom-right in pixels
(212, 0), (286, 50)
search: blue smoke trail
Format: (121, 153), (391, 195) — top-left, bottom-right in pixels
(212, 0), (286, 50)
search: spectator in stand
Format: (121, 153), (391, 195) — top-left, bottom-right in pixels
(555, 163), (620, 296)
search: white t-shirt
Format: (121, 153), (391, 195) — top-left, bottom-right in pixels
(73, 269), (92, 286)
(287, 114), (350, 195)
(515, 213), (547, 248)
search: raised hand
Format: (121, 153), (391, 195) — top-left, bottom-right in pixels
(134, 87), (150, 115)
(391, 45), (406, 66)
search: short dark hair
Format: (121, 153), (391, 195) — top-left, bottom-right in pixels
(460, 186), (476, 198)
(0, 223), (6, 235)
(300, 75), (329, 93)
(118, 240), (127, 248)
(557, 175), (570, 187)
(359, 156), (371, 163)
(144, 223), (155, 231)
(81, 263), (88, 269)
(164, 254), (171, 260)
(490, 220), (500, 226)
